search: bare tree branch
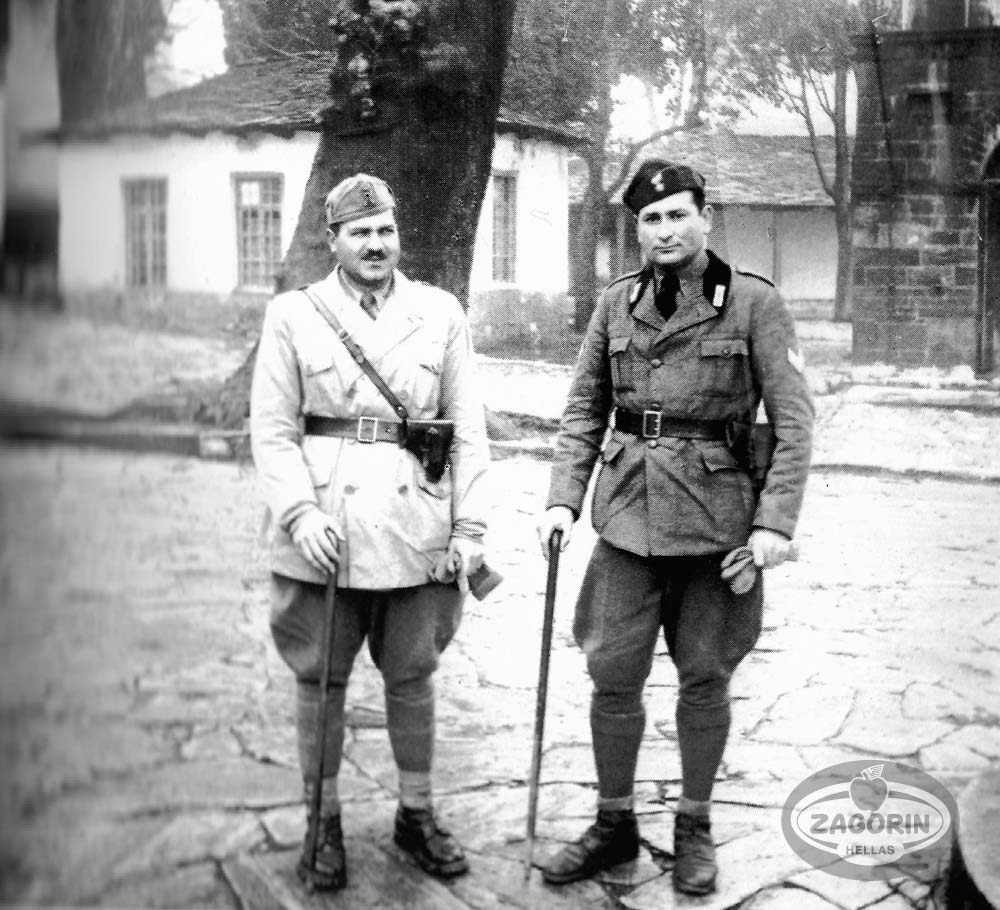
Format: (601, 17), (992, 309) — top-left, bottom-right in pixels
(605, 121), (699, 200)
(795, 63), (833, 198)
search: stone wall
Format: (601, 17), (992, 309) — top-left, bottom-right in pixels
(851, 27), (1000, 367)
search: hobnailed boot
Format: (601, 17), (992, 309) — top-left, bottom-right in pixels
(541, 809), (640, 885)
(393, 805), (470, 878)
(297, 814), (347, 892)
(672, 812), (717, 895)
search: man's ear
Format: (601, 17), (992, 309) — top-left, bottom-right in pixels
(701, 204), (714, 233)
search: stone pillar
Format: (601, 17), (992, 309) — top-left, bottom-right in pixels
(850, 25), (1000, 368)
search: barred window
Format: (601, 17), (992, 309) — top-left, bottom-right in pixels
(123, 179), (167, 288)
(235, 174), (283, 291)
(492, 172), (517, 283)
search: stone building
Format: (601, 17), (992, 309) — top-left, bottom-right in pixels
(851, 0), (1000, 371)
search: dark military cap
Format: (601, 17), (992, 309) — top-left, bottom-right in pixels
(325, 174), (396, 225)
(623, 160), (706, 215)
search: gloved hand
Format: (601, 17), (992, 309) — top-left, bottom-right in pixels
(290, 507), (342, 575)
(431, 536), (485, 592)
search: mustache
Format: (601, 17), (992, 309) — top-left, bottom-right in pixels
(362, 253), (387, 261)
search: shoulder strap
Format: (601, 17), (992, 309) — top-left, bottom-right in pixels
(300, 286), (409, 421)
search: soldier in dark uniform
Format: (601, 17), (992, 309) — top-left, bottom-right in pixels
(535, 160), (813, 895)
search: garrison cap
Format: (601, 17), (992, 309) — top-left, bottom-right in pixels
(623, 159), (706, 215)
(325, 174), (396, 225)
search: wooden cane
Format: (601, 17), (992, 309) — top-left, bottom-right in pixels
(302, 573), (338, 884)
(524, 529), (563, 879)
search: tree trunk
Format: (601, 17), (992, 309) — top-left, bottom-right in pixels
(573, 0), (617, 331)
(573, 146), (609, 331)
(203, 0), (516, 427)
(832, 65), (853, 322)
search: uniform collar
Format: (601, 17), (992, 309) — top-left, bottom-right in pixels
(701, 249), (732, 310)
(335, 266), (395, 313)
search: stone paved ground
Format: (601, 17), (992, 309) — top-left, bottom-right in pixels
(1, 441), (997, 909)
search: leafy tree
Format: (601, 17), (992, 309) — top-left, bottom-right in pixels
(216, 0), (337, 64)
(56, 0), (168, 123)
(203, 0), (516, 426)
(505, 0), (772, 327)
(729, 0), (898, 322)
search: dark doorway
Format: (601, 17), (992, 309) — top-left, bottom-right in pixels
(978, 145), (1000, 375)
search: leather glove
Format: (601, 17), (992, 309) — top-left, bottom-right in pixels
(430, 537), (485, 592)
(721, 546), (757, 596)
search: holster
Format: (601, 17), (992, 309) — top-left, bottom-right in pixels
(402, 419), (454, 483)
(725, 418), (776, 494)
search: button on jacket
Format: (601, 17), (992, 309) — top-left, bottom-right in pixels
(546, 252), (814, 556)
(251, 269), (489, 588)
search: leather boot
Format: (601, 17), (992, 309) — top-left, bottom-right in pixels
(541, 809), (640, 885)
(297, 814), (347, 892)
(673, 812), (717, 895)
(393, 805), (470, 878)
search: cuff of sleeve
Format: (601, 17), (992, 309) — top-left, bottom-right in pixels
(544, 498), (581, 522)
(451, 519), (486, 541)
(750, 502), (796, 540)
(281, 501), (318, 534)
(751, 524), (791, 541)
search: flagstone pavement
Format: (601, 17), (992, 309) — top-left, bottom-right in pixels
(1, 438), (997, 909)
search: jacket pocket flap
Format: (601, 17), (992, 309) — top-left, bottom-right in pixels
(301, 347), (338, 376)
(700, 338), (748, 358)
(701, 445), (741, 472)
(608, 336), (630, 355)
(601, 438), (625, 463)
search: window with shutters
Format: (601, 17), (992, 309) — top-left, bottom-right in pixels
(123, 178), (167, 288)
(234, 174), (283, 291)
(492, 172), (517, 283)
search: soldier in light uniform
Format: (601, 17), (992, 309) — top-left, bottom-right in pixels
(536, 161), (813, 894)
(251, 175), (489, 890)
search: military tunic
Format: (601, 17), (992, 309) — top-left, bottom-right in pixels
(547, 250), (813, 554)
(251, 268), (490, 589)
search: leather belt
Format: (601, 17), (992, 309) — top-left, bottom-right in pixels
(304, 414), (402, 444)
(613, 408), (728, 441)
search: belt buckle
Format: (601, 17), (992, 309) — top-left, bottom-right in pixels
(641, 409), (662, 439)
(357, 416), (378, 443)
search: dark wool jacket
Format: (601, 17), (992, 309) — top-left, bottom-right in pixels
(546, 251), (814, 556)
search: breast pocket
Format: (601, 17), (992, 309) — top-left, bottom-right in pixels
(699, 338), (748, 399)
(299, 343), (361, 406)
(609, 336), (644, 394)
(388, 339), (445, 416)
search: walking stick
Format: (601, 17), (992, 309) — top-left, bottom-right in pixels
(301, 573), (337, 887)
(524, 529), (562, 879)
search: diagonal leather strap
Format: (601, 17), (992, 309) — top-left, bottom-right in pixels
(300, 286), (409, 421)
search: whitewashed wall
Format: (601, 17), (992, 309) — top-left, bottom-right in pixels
(59, 129), (572, 299)
(469, 133), (571, 295)
(59, 131), (317, 294)
(721, 205), (836, 301)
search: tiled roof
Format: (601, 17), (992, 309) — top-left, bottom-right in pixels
(607, 128), (839, 208)
(56, 52), (585, 145)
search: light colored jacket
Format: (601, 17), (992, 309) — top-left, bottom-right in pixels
(250, 269), (489, 588)
(547, 251), (813, 555)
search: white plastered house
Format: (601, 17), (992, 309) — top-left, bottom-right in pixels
(51, 52), (583, 343)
